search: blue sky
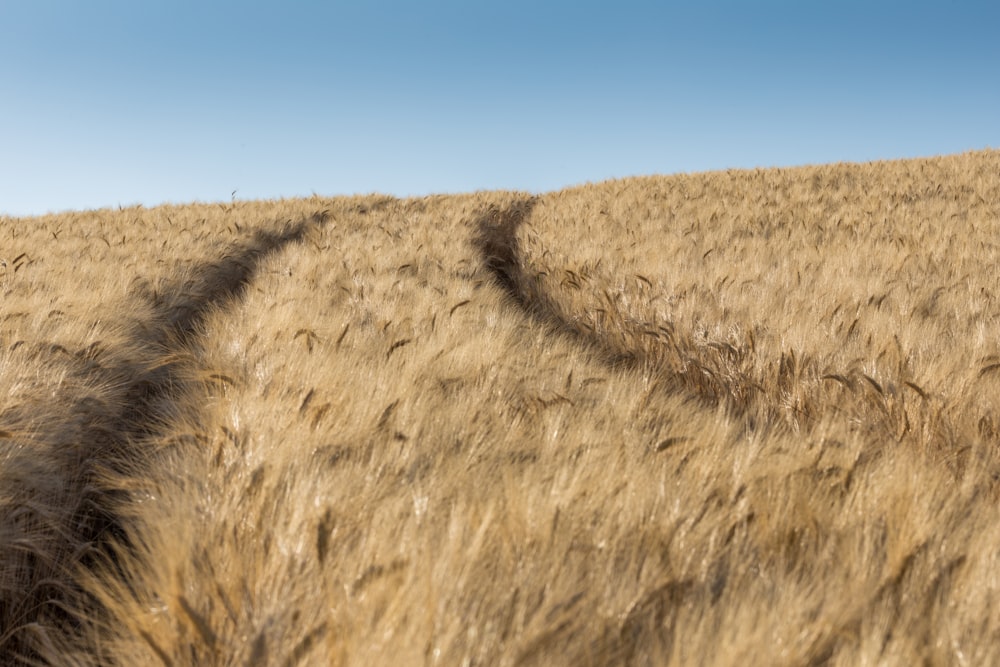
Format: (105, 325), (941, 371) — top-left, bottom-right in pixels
(1, 1), (997, 217)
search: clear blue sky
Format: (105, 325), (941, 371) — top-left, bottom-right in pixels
(2, 1), (997, 217)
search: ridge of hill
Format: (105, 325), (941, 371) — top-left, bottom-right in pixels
(2, 149), (999, 665)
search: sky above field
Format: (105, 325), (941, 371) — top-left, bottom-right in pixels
(2, 1), (998, 217)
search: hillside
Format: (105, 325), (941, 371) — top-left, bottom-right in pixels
(2, 149), (1000, 665)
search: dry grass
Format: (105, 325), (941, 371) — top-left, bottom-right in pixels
(2, 150), (1000, 665)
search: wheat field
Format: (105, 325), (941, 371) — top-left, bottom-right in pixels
(2, 149), (999, 665)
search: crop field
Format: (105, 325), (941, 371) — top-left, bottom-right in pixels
(2, 149), (1000, 665)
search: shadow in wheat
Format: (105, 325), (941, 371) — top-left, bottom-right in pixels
(0, 214), (325, 661)
(473, 202), (933, 451)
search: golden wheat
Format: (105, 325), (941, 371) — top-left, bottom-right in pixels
(2, 151), (1000, 665)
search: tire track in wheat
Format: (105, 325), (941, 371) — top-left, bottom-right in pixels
(0, 214), (326, 661)
(472, 200), (948, 460)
